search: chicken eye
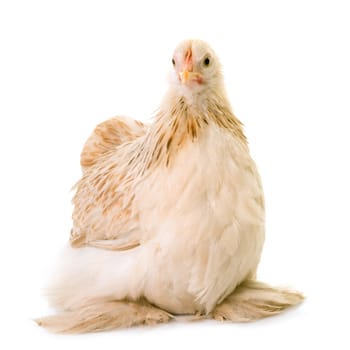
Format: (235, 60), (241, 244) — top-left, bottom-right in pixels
(203, 57), (210, 67)
(172, 58), (175, 66)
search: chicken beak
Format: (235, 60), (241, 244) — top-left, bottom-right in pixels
(179, 70), (190, 84)
(179, 70), (202, 85)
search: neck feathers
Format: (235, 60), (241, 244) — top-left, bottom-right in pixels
(144, 92), (247, 170)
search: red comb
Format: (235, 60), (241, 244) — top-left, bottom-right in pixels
(184, 48), (193, 71)
(185, 48), (192, 63)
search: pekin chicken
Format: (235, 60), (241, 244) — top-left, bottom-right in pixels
(37, 39), (303, 333)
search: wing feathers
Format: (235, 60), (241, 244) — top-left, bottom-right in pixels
(81, 116), (147, 169)
(70, 116), (147, 250)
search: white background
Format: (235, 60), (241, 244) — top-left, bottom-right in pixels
(1, 0), (349, 348)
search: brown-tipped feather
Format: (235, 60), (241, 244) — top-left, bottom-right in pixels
(212, 280), (304, 322)
(36, 300), (173, 334)
(80, 117), (147, 168)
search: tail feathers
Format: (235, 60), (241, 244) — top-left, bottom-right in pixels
(212, 280), (304, 322)
(36, 300), (172, 334)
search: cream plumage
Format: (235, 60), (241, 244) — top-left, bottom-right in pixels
(37, 39), (303, 333)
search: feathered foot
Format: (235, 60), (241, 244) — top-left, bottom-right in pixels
(36, 299), (173, 333)
(212, 280), (304, 322)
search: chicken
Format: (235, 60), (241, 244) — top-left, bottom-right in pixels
(37, 39), (303, 333)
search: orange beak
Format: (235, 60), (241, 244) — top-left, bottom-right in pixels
(179, 70), (191, 84)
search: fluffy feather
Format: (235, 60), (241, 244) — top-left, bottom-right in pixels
(37, 39), (303, 333)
